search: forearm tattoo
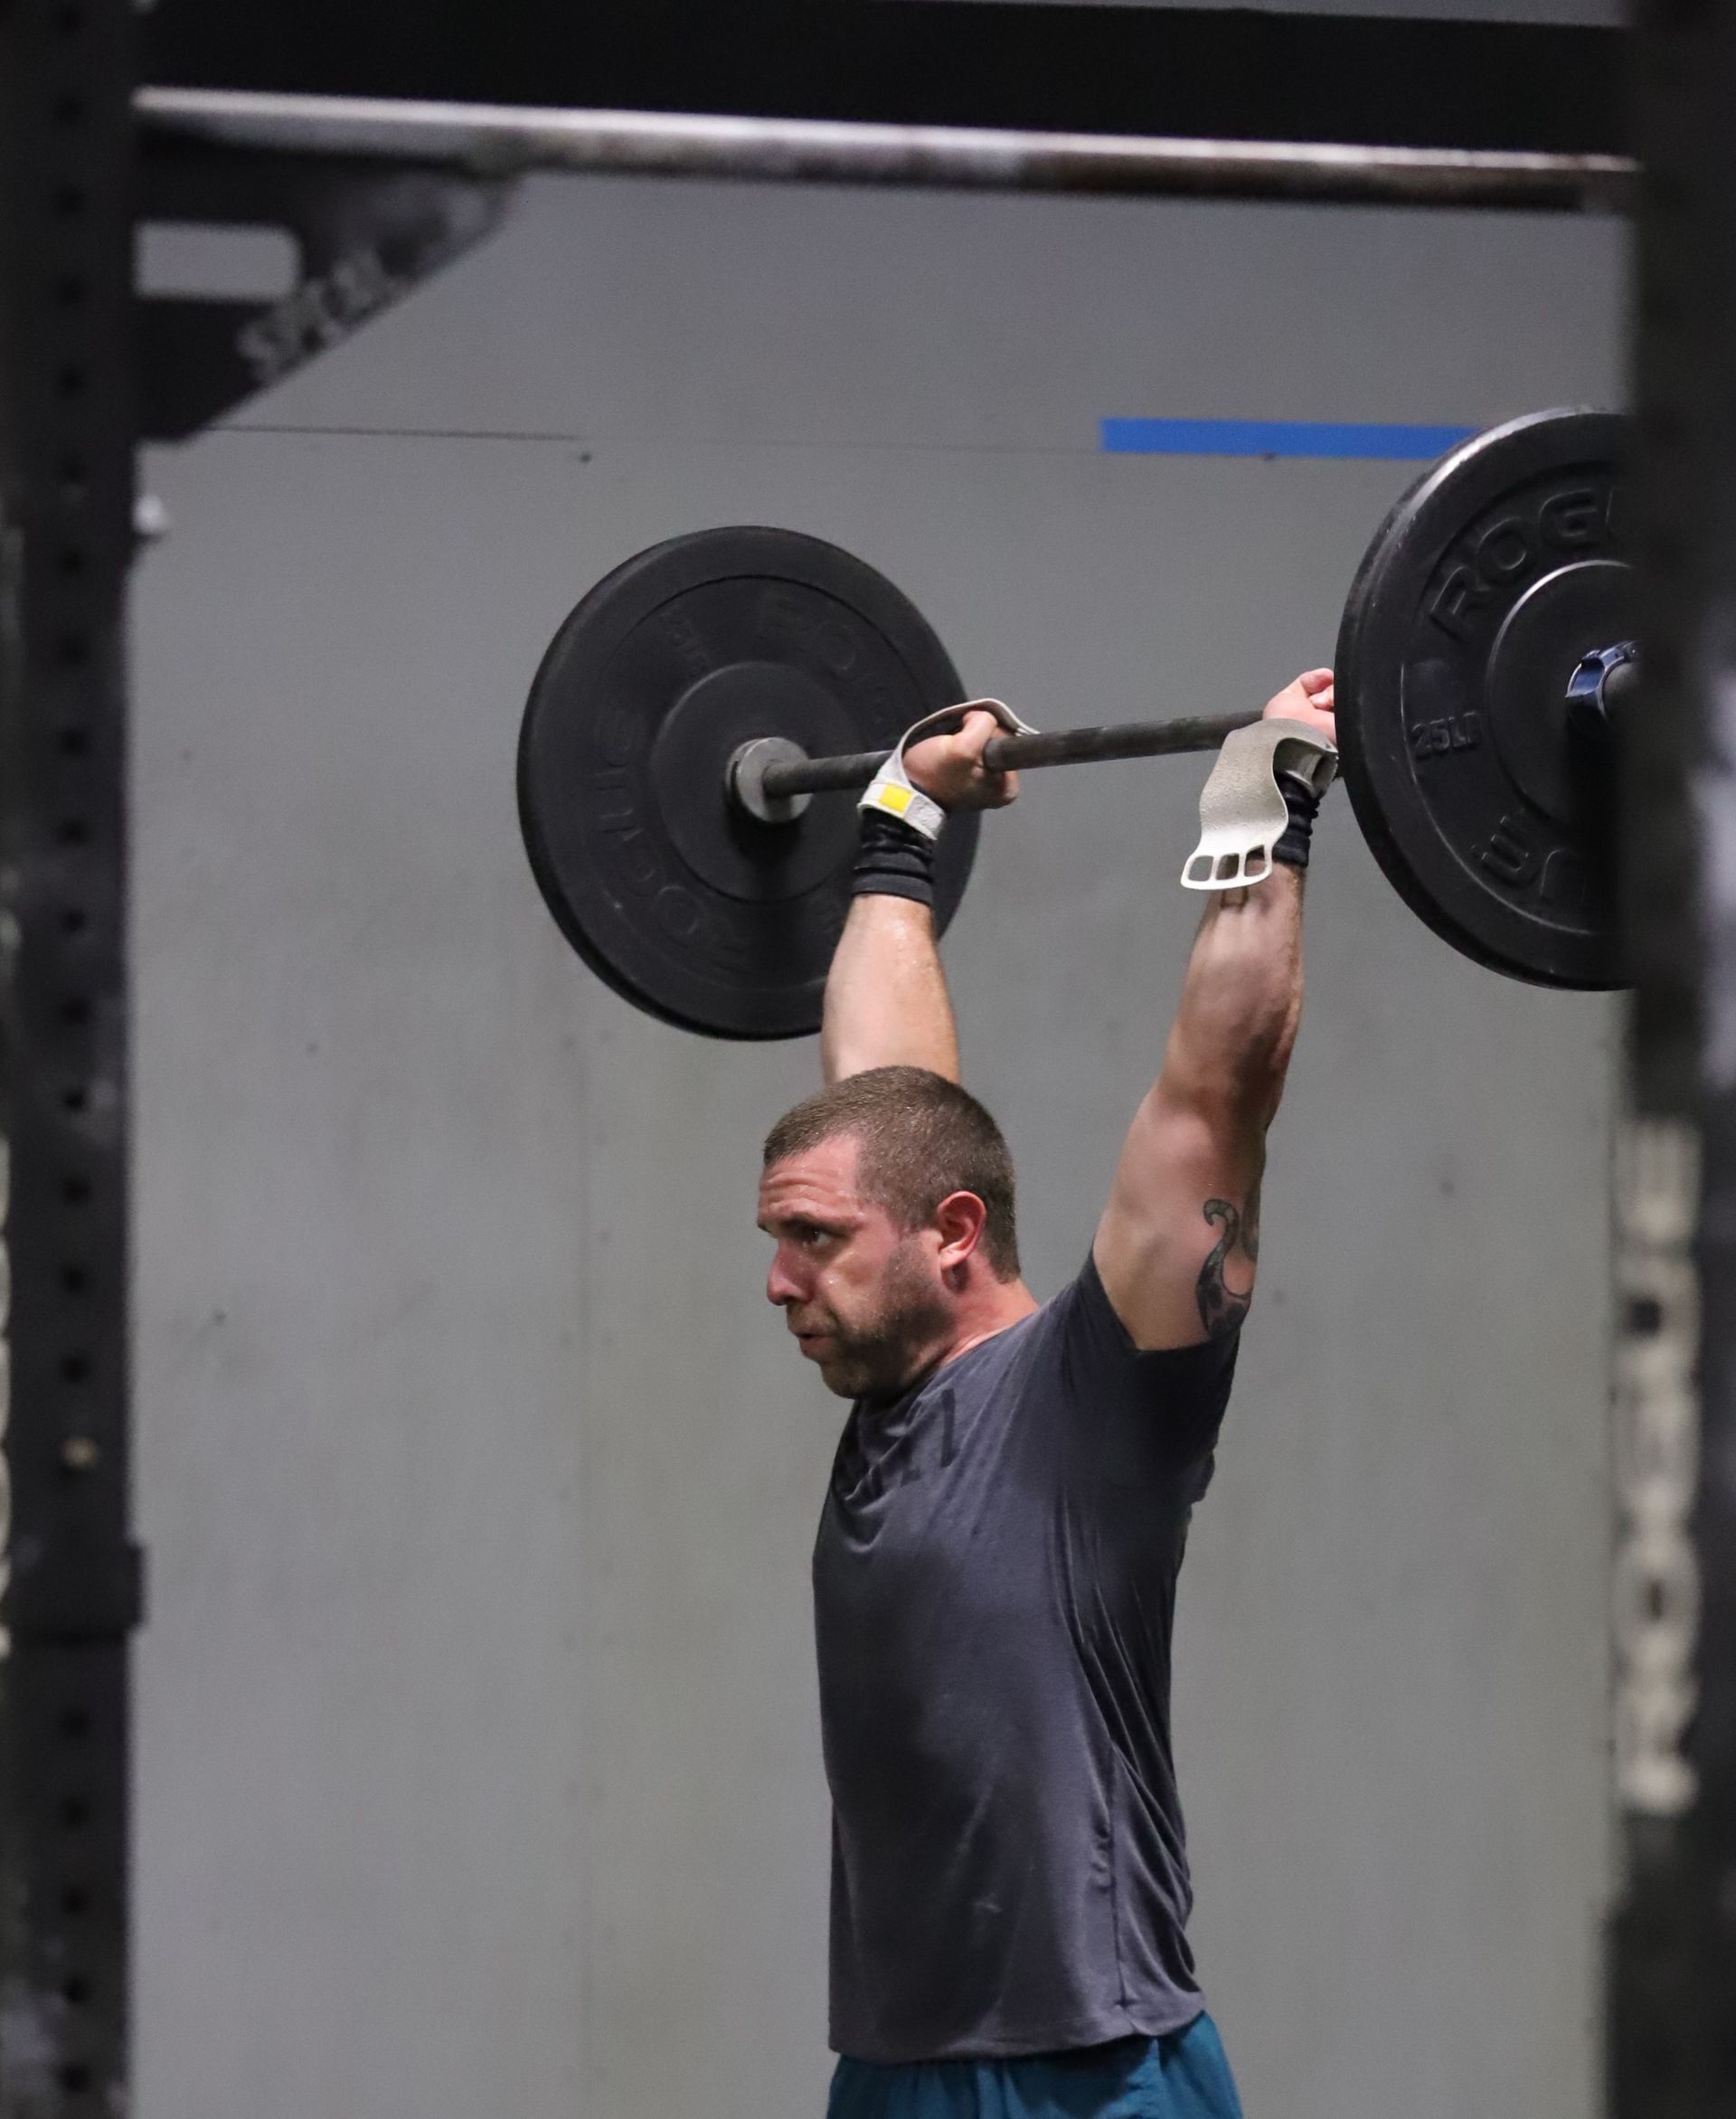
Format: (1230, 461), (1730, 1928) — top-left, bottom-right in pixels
(1195, 1180), (1260, 1339)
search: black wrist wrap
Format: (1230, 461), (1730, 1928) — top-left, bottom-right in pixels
(852, 809), (939, 906)
(1271, 769), (1324, 872)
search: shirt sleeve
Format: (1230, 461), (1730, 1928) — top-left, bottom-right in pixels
(1057, 1248), (1240, 1479)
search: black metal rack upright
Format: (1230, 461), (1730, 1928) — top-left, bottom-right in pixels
(1612, 4), (1736, 2114)
(0, 2), (144, 2113)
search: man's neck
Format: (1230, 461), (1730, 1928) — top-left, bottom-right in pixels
(935, 1274), (1041, 1370)
(865, 1277), (1042, 1408)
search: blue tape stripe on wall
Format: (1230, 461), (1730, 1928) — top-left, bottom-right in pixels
(1100, 417), (1477, 460)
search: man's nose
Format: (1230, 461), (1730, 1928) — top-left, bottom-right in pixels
(766, 1249), (801, 1305)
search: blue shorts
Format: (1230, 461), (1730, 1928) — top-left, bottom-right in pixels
(826, 2011), (1243, 2119)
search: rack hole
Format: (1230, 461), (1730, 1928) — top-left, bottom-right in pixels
(54, 92), (85, 126)
(58, 634), (89, 668)
(61, 1084), (89, 1112)
(61, 1354), (90, 1384)
(60, 1796), (90, 1830)
(60, 547), (88, 580)
(58, 729), (89, 757)
(55, 819), (90, 847)
(60, 1264), (90, 1294)
(60, 998), (91, 1027)
(53, 184), (86, 219)
(62, 1974), (92, 2006)
(61, 908), (90, 936)
(59, 2063), (91, 2094)
(61, 1175), (92, 1206)
(57, 363), (86, 398)
(61, 1706), (91, 1739)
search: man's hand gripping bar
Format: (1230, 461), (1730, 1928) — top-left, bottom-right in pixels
(860, 699), (1039, 838)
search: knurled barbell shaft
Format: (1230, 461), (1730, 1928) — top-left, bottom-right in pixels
(759, 710), (1265, 801)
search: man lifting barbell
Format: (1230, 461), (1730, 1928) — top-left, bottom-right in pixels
(514, 403), (1638, 2111)
(757, 670), (1336, 2119)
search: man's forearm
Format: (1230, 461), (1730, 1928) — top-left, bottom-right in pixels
(821, 895), (961, 1085)
(816, 705), (1023, 1084)
(1093, 673), (1329, 1348)
(1156, 866), (1306, 1131)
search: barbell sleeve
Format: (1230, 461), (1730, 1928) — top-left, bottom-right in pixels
(757, 709), (1264, 802)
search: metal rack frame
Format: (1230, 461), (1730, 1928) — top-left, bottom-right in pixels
(0, 3), (144, 2113)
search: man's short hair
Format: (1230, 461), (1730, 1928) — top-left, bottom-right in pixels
(762, 1066), (1021, 1281)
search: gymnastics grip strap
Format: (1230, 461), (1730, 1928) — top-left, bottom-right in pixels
(1181, 717), (1337, 892)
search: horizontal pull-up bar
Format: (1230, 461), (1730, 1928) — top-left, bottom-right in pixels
(135, 87), (1637, 214)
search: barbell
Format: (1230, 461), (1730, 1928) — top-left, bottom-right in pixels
(516, 406), (1629, 1039)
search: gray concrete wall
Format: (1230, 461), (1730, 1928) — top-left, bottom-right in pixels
(133, 175), (1622, 2119)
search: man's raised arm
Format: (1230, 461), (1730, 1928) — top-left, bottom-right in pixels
(821, 710), (1020, 1085)
(1094, 669), (1335, 1350)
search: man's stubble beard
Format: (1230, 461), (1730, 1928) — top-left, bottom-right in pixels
(816, 1238), (953, 1401)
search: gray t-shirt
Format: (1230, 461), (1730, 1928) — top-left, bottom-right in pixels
(812, 1251), (1238, 2065)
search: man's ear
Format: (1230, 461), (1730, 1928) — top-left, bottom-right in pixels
(933, 1191), (987, 1276)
